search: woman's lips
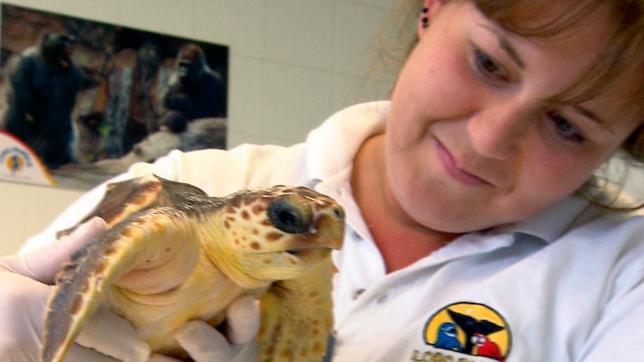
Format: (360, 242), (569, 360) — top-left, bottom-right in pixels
(434, 137), (490, 187)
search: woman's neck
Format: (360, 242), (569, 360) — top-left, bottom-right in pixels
(351, 134), (458, 273)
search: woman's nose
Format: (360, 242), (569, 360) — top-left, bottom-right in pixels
(467, 103), (527, 160)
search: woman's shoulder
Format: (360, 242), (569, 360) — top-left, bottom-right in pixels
(560, 201), (644, 254)
(559, 204), (644, 275)
(128, 142), (309, 195)
(569, 201), (644, 239)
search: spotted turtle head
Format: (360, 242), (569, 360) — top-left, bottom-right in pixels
(217, 185), (344, 280)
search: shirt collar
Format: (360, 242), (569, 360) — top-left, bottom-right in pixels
(305, 101), (388, 181)
(496, 196), (590, 243)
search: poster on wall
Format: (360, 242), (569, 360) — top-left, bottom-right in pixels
(0, 4), (229, 189)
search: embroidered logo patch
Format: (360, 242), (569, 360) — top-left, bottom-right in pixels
(418, 302), (511, 362)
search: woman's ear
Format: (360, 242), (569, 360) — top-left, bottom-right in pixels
(417, 0), (442, 37)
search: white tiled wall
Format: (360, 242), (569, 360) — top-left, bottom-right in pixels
(0, 0), (396, 253)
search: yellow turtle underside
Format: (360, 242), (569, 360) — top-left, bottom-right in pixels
(41, 174), (345, 362)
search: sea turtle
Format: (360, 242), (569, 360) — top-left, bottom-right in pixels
(41, 174), (345, 362)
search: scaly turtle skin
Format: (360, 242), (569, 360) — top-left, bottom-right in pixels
(41, 174), (345, 362)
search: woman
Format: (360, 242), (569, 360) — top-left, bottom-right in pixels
(2, 0), (643, 361)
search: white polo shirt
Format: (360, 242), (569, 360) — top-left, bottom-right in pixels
(25, 102), (644, 361)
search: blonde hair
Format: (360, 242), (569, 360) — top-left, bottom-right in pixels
(374, 0), (644, 209)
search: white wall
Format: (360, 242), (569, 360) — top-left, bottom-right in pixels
(0, 0), (395, 254)
(0, 181), (83, 254)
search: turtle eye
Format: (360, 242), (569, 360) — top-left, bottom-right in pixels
(267, 197), (312, 234)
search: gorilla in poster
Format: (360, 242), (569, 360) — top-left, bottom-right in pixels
(3, 32), (84, 169)
(153, 43), (225, 132)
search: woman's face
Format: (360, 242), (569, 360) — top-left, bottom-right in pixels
(385, 0), (641, 233)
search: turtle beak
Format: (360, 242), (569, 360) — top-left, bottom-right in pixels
(309, 206), (344, 250)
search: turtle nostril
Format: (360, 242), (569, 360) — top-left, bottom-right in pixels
(331, 206), (345, 220)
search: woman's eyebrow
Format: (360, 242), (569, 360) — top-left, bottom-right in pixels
(480, 24), (525, 69)
(573, 105), (614, 134)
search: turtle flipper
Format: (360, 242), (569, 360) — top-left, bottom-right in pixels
(41, 207), (196, 362)
(258, 258), (336, 362)
(55, 175), (167, 239)
(56, 174), (210, 239)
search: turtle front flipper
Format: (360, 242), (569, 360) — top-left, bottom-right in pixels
(56, 174), (208, 238)
(41, 207), (197, 362)
(258, 257), (336, 362)
(55, 175), (167, 239)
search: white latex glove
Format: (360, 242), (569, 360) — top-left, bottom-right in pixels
(0, 217), (150, 362)
(148, 295), (260, 362)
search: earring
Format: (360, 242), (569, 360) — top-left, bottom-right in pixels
(421, 7), (429, 28)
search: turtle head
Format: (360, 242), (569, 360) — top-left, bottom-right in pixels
(214, 185), (344, 281)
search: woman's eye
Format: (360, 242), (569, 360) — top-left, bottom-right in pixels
(547, 111), (586, 144)
(472, 46), (509, 83)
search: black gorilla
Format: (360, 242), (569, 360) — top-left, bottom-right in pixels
(153, 43), (225, 132)
(2, 32), (84, 169)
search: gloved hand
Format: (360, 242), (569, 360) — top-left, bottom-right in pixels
(148, 295), (260, 362)
(0, 217), (150, 362)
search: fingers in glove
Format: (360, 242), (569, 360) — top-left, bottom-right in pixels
(175, 320), (238, 362)
(75, 307), (150, 362)
(65, 344), (121, 362)
(0, 271), (51, 342)
(147, 354), (182, 362)
(225, 295), (260, 345)
(10, 217), (107, 283)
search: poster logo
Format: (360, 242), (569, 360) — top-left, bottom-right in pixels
(2, 147), (30, 174)
(423, 302), (511, 361)
(0, 131), (53, 185)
